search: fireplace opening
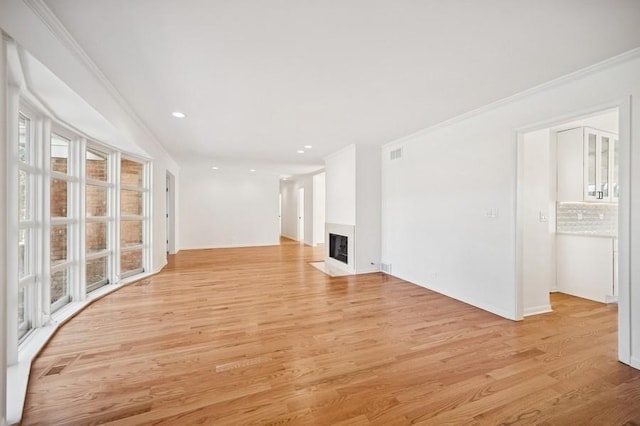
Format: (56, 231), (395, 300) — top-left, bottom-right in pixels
(329, 233), (348, 264)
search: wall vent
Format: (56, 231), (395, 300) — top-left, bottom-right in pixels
(381, 263), (392, 273)
(390, 147), (403, 161)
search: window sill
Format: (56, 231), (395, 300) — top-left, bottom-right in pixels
(7, 269), (161, 425)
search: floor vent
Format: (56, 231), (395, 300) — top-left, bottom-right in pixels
(390, 147), (403, 161)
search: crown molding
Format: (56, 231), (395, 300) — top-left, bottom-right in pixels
(22, 0), (176, 163)
(384, 47), (640, 149)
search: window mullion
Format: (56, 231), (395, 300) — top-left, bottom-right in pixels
(145, 161), (152, 274)
(40, 118), (52, 325)
(114, 152), (122, 283)
(78, 138), (87, 301)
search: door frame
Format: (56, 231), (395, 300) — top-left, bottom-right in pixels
(514, 98), (631, 366)
(297, 187), (305, 242)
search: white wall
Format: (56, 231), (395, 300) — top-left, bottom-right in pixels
(325, 145), (356, 225)
(313, 173), (326, 245)
(0, 32), (8, 426)
(382, 51), (640, 337)
(631, 91), (640, 369)
(324, 144), (381, 273)
(355, 145), (382, 273)
(179, 165), (280, 249)
(521, 129), (553, 315)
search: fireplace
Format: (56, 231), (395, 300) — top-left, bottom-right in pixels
(329, 233), (348, 264)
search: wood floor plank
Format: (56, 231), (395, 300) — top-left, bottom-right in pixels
(20, 238), (640, 425)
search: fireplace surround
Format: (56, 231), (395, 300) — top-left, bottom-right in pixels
(324, 223), (355, 273)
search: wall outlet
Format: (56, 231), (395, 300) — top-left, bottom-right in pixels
(485, 208), (499, 219)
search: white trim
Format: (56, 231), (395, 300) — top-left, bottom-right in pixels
(23, 0), (175, 163)
(523, 305), (553, 317)
(384, 48), (640, 149)
(631, 357), (640, 370)
(1, 34), (8, 426)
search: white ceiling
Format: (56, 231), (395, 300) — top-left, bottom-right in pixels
(43, 0), (640, 175)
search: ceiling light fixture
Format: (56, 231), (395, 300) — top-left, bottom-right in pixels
(304, 145), (312, 149)
(172, 111), (186, 118)
(249, 169), (256, 172)
(211, 166), (218, 170)
(297, 150), (305, 154)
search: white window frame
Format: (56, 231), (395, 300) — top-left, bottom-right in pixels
(84, 141), (115, 294)
(47, 126), (80, 313)
(16, 105), (43, 344)
(119, 156), (150, 279)
(9, 90), (154, 366)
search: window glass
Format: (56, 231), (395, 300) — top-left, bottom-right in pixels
(86, 184), (108, 217)
(19, 114), (30, 163)
(50, 269), (69, 305)
(121, 189), (143, 216)
(18, 287), (25, 324)
(51, 134), (70, 174)
(19, 229), (29, 278)
(86, 257), (108, 292)
(51, 178), (68, 218)
(587, 133), (597, 197)
(121, 249), (143, 275)
(121, 159), (144, 187)
(86, 222), (107, 253)
(613, 139), (619, 198)
(601, 136), (609, 197)
(121, 220), (143, 247)
(19, 170), (30, 221)
(86, 149), (108, 181)
(51, 225), (68, 266)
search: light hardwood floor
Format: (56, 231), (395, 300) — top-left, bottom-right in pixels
(21, 238), (640, 425)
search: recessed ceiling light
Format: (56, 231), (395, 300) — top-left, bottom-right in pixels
(249, 169), (256, 172)
(211, 166), (218, 170)
(282, 178), (287, 181)
(304, 145), (312, 149)
(297, 150), (305, 154)
(172, 111), (186, 118)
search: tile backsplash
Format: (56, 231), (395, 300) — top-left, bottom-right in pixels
(556, 202), (617, 236)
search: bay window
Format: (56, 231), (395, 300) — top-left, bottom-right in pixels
(12, 103), (151, 347)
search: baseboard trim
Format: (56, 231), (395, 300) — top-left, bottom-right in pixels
(524, 305), (553, 317)
(630, 356), (640, 370)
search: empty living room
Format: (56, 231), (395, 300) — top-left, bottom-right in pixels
(1, 1), (640, 425)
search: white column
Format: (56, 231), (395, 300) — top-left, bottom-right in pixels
(0, 32), (9, 426)
(628, 92), (640, 369)
(5, 86), (19, 366)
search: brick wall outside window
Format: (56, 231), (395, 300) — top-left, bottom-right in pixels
(49, 155), (146, 299)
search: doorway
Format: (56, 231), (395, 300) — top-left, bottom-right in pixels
(166, 171), (176, 254)
(516, 102), (631, 365)
(297, 187), (305, 242)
